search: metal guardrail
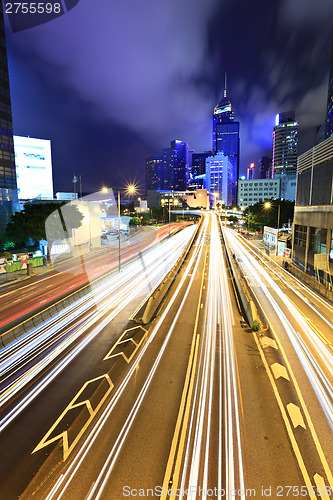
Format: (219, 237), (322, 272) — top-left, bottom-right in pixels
(134, 219), (202, 325)
(286, 262), (333, 303)
(0, 223), (198, 347)
(219, 221), (258, 328)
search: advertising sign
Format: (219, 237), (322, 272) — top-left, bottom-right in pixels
(14, 136), (54, 200)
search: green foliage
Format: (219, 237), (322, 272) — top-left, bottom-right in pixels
(251, 320), (261, 331)
(129, 216), (141, 226)
(5, 202), (84, 262)
(139, 213), (151, 225)
(0, 235), (16, 252)
(228, 215), (238, 225)
(3, 241), (15, 251)
(5, 202), (84, 244)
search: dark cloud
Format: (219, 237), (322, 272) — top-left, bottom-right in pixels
(5, 0), (333, 189)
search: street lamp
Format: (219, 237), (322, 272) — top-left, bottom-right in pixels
(117, 184), (137, 272)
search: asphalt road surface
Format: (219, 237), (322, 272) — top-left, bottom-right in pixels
(0, 214), (332, 499)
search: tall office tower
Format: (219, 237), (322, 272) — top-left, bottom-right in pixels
(146, 156), (163, 190)
(0, 2), (19, 230)
(258, 156), (272, 179)
(325, 36), (333, 139)
(205, 152), (232, 206)
(191, 152), (212, 177)
(188, 149), (194, 176)
(272, 111), (298, 177)
(212, 81), (240, 205)
(162, 140), (189, 191)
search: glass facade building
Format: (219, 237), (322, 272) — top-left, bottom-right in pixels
(272, 111), (298, 177)
(146, 141), (190, 192)
(325, 36), (333, 139)
(205, 152), (232, 206)
(292, 134), (333, 286)
(162, 140), (189, 191)
(258, 156), (272, 179)
(146, 156), (163, 190)
(191, 152), (212, 177)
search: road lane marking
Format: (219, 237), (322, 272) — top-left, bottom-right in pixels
(260, 336), (278, 349)
(287, 403), (306, 429)
(104, 326), (147, 364)
(314, 473), (330, 499)
(32, 374), (114, 461)
(251, 330), (313, 492)
(225, 229), (333, 491)
(160, 242), (207, 500)
(271, 362), (290, 380)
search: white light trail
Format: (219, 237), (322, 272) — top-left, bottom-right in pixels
(224, 227), (333, 430)
(0, 226), (197, 431)
(45, 216), (209, 500)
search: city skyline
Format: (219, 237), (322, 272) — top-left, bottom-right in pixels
(3, 1), (333, 194)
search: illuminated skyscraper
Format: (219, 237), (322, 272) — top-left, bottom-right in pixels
(205, 152), (233, 206)
(272, 111), (298, 177)
(325, 36), (333, 139)
(162, 140), (189, 191)
(212, 78), (240, 205)
(191, 152), (212, 177)
(258, 156), (272, 179)
(0, 2), (18, 229)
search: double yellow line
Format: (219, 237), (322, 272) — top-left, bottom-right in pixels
(160, 239), (208, 499)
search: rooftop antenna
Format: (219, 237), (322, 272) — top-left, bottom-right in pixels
(224, 72), (227, 98)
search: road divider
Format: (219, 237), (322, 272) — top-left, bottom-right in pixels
(219, 218), (259, 328)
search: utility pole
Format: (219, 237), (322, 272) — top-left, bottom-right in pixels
(275, 203), (281, 256)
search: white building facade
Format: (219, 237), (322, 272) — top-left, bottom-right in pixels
(238, 178), (280, 208)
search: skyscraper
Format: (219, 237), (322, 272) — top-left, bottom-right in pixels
(272, 111), (298, 177)
(258, 156), (272, 179)
(146, 156), (162, 190)
(212, 80), (240, 205)
(325, 36), (333, 139)
(0, 2), (19, 230)
(162, 140), (189, 191)
(191, 152), (212, 178)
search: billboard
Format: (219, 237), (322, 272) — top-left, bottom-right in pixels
(14, 136), (54, 200)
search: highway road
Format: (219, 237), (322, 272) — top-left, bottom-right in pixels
(0, 223), (198, 499)
(0, 213), (333, 499)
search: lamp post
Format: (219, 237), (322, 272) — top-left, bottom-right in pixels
(276, 203), (281, 256)
(264, 200), (281, 255)
(116, 184), (136, 272)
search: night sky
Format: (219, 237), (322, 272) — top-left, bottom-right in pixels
(4, 0), (333, 194)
